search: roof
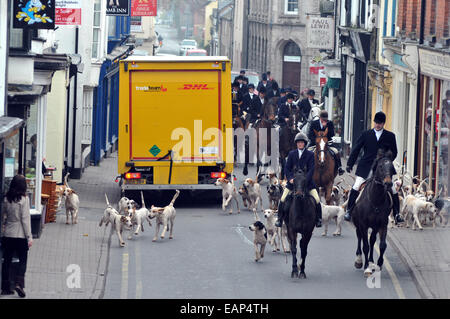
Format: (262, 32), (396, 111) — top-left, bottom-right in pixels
(123, 56), (229, 62)
(0, 117), (25, 140)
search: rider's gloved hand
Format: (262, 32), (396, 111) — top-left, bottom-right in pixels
(346, 166), (352, 173)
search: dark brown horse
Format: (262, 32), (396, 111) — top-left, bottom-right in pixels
(352, 150), (395, 278)
(312, 128), (337, 205)
(285, 168), (316, 278)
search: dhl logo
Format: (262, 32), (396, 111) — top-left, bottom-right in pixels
(179, 84), (214, 90)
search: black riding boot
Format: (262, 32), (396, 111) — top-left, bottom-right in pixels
(315, 202), (322, 228)
(344, 189), (360, 221)
(392, 193), (404, 224)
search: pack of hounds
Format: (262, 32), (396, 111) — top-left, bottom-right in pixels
(56, 173), (180, 248)
(215, 166), (449, 262)
(56, 169), (448, 257)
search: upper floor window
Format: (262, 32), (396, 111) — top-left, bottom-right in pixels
(285, 0), (299, 15)
(108, 16), (117, 38)
(92, 0), (102, 59)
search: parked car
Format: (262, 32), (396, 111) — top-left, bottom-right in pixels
(231, 70), (260, 91)
(185, 49), (208, 56)
(179, 39), (197, 56)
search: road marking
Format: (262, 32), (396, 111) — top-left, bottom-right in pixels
(135, 240), (143, 299)
(374, 243), (406, 299)
(120, 252), (129, 299)
(233, 225), (253, 246)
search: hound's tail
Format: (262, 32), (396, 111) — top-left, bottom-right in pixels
(140, 191), (146, 208)
(64, 172), (70, 188)
(105, 193), (110, 206)
(169, 190), (180, 207)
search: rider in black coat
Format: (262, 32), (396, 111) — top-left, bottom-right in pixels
(344, 112), (403, 224)
(307, 110), (345, 175)
(298, 89), (319, 122)
(275, 132), (322, 228)
(277, 93), (297, 125)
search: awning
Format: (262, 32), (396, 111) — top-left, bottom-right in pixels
(322, 78), (341, 97)
(0, 116), (25, 140)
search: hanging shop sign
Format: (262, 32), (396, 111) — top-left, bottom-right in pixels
(306, 16), (334, 50)
(131, 0), (157, 16)
(107, 0), (130, 16)
(419, 48), (450, 82)
(55, 0), (81, 25)
(13, 0), (56, 29)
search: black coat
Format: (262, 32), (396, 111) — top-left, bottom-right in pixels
(307, 119), (335, 146)
(257, 81), (271, 93)
(298, 98), (319, 121)
(277, 102), (297, 125)
(347, 129), (398, 179)
(266, 88), (280, 100)
(285, 149), (316, 190)
(249, 97), (266, 121)
(241, 92), (257, 113)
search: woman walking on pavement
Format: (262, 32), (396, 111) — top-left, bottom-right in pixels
(1, 174), (33, 298)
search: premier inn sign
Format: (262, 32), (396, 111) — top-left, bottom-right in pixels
(107, 0), (130, 16)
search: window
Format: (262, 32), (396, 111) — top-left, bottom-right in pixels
(92, 0), (101, 59)
(108, 16), (117, 38)
(285, 0), (299, 15)
(131, 16), (143, 33)
(82, 88), (93, 144)
(8, 3), (31, 51)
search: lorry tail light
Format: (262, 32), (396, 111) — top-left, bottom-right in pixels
(125, 172), (142, 180)
(211, 172), (227, 179)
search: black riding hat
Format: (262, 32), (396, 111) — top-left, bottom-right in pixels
(374, 111), (386, 124)
(286, 93), (295, 100)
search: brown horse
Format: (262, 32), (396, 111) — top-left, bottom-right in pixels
(312, 128), (337, 205)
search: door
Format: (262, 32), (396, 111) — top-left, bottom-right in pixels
(282, 41), (302, 93)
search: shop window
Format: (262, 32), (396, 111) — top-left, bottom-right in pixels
(25, 104), (39, 209)
(3, 131), (20, 192)
(438, 82), (449, 197)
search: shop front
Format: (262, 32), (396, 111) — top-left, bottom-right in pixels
(418, 48), (450, 197)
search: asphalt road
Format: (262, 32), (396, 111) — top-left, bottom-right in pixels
(103, 165), (421, 299)
(155, 24), (181, 56)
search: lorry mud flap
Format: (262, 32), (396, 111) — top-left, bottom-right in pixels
(157, 150), (173, 184)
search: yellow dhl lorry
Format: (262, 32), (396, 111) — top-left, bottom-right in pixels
(118, 56), (234, 197)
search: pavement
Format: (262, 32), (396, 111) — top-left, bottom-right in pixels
(0, 151), (448, 299)
(1, 153), (120, 299)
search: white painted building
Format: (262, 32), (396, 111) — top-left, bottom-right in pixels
(47, 0), (110, 179)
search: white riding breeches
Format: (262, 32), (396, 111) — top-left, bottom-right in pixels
(352, 171), (398, 194)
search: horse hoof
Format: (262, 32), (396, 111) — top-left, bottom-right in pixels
(299, 273), (306, 279)
(364, 269), (372, 278)
(354, 262), (363, 269)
